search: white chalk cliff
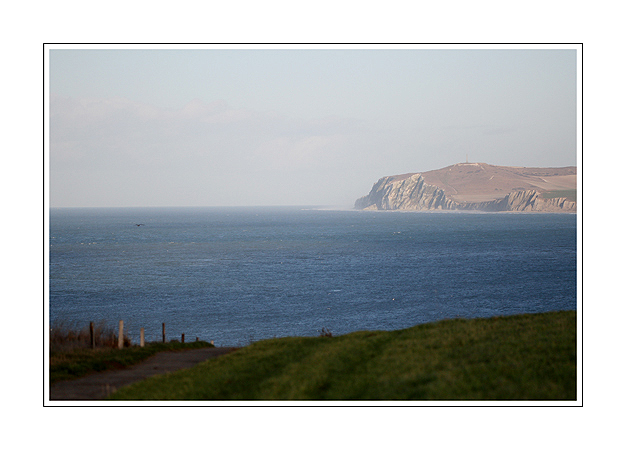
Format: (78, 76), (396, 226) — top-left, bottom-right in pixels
(355, 163), (576, 213)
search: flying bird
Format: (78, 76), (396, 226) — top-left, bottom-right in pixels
(135, 224), (144, 226)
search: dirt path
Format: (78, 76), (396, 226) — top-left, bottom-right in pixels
(49, 347), (238, 401)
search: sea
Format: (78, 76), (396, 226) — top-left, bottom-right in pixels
(48, 207), (577, 347)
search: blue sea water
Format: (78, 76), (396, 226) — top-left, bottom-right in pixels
(48, 207), (577, 346)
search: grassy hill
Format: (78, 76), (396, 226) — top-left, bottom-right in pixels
(108, 310), (576, 400)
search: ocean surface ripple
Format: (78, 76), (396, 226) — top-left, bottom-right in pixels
(49, 207), (577, 346)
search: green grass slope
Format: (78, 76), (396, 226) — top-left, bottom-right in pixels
(108, 311), (576, 400)
(541, 189), (577, 202)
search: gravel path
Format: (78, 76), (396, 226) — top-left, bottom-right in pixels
(49, 347), (238, 401)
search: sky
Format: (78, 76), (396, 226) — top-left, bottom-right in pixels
(48, 46), (578, 208)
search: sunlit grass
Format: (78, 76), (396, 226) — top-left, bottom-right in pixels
(108, 310), (576, 400)
(541, 189), (577, 202)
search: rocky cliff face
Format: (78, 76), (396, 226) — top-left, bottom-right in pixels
(355, 174), (453, 210)
(355, 173), (576, 213)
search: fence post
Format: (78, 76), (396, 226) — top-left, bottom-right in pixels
(140, 327), (145, 347)
(162, 323), (166, 343)
(181, 333), (185, 343)
(118, 320), (124, 349)
(90, 322), (95, 349)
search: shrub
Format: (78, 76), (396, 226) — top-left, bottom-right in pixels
(318, 327), (333, 337)
(49, 320), (131, 353)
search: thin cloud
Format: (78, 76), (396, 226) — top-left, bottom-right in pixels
(49, 95), (367, 207)
(483, 126), (516, 136)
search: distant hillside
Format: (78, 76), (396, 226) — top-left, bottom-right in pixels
(355, 163), (576, 212)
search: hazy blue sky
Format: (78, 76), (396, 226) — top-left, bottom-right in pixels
(48, 47), (577, 207)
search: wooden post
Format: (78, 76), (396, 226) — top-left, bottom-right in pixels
(162, 323), (166, 343)
(181, 333), (185, 343)
(118, 320), (124, 349)
(140, 327), (145, 347)
(90, 322), (95, 349)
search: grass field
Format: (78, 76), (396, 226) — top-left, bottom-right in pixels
(541, 189), (577, 202)
(108, 310), (577, 400)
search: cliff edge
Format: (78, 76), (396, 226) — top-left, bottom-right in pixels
(355, 163), (576, 212)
